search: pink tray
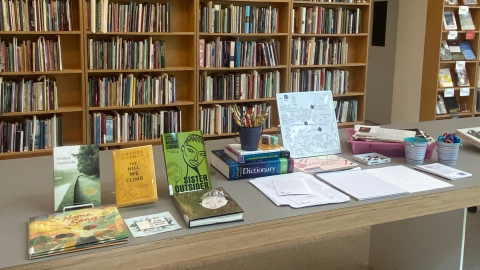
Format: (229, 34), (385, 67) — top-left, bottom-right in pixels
(345, 128), (434, 159)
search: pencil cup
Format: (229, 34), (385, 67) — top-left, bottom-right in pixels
(436, 141), (461, 166)
(404, 137), (429, 165)
(236, 126), (263, 151)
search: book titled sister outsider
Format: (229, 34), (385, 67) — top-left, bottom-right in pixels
(112, 145), (158, 207)
(162, 131), (212, 195)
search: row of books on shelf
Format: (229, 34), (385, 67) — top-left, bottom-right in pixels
(291, 37), (348, 65)
(200, 4), (278, 34)
(443, 10), (475, 31)
(291, 68), (349, 94)
(0, 115), (62, 153)
(86, 1), (171, 33)
(200, 70), (280, 102)
(439, 67), (470, 87)
(294, 0), (367, 3)
(293, 7), (362, 34)
(200, 103), (272, 135)
(445, 0), (478, 7)
(199, 39), (280, 68)
(88, 73), (175, 107)
(0, 0), (73, 31)
(87, 38), (166, 70)
(90, 109), (181, 144)
(0, 76), (57, 114)
(0, 36), (63, 72)
(436, 94), (465, 115)
(334, 99), (357, 123)
(477, 89), (480, 112)
(440, 40), (475, 61)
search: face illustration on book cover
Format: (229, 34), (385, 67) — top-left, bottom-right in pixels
(164, 131), (212, 194)
(53, 145), (100, 212)
(199, 189), (231, 209)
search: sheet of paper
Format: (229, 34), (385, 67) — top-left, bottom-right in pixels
(460, 88), (470, 96)
(272, 178), (312, 196)
(364, 165), (453, 193)
(448, 31), (458, 40)
(415, 163), (472, 180)
(294, 155), (358, 173)
(444, 88), (455, 97)
(250, 172), (349, 208)
(124, 211), (182, 238)
(317, 170), (408, 201)
(277, 92), (341, 158)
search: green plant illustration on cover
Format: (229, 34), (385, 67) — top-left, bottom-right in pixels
(162, 131), (212, 195)
(53, 145), (101, 212)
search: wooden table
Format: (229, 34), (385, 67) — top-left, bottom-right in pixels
(2, 118), (480, 270)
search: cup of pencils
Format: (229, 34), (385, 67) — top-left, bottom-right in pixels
(232, 105), (270, 151)
(436, 133), (462, 166)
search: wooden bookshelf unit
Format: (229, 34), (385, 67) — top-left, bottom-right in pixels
(421, 1), (480, 122)
(0, 0), (371, 159)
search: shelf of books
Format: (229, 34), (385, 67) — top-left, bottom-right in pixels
(421, 0), (480, 122)
(0, 0), (85, 159)
(84, 0), (197, 148)
(0, 0), (370, 159)
(198, 0), (370, 138)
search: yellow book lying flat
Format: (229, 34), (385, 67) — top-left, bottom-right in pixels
(112, 145), (158, 207)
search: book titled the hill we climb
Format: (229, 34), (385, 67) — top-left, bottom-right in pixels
(162, 131), (212, 195)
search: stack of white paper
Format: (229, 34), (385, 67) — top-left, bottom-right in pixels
(317, 170), (409, 200)
(415, 163), (472, 180)
(364, 165), (454, 192)
(250, 172), (350, 208)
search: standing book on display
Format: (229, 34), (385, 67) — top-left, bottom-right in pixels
(112, 145), (158, 207)
(440, 41), (454, 61)
(162, 131), (212, 195)
(443, 11), (458, 30)
(459, 10), (476, 30)
(438, 68), (455, 87)
(447, 41), (465, 60)
(53, 145), (101, 212)
(459, 42), (476, 60)
(277, 92), (341, 158)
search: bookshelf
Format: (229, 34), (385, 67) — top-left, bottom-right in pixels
(0, 0), (370, 159)
(420, 0), (480, 121)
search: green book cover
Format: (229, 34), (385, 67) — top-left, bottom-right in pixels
(53, 145), (101, 212)
(162, 131), (212, 195)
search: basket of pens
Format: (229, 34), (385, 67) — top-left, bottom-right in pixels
(436, 133), (462, 166)
(232, 105), (270, 151)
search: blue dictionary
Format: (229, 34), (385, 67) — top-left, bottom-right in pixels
(211, 150), (294, 180)
(460, 42), (476, 60)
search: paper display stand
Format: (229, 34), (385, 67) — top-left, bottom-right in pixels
(276, 92), (341, 158)
(353, 153), (391, 166)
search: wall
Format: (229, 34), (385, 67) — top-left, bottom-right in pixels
(365, 0), (399, 125)
(390, 0), (428, 124)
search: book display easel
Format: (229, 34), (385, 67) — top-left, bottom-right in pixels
(421, 0), (480, 121)
(0, 0), (371, 160)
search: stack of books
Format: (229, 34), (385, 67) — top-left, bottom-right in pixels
(199, 38), (280, 68)
(87, 38), (166, 70)
(211, 143), (294, 180)
(0, 0), (73, 31)
(334, 100), (358, 123)
(291, 68), (349, 93)
(0, 36), (63, 72)
(86, 1), (171, 33)
(200, 4), (278, 34)
(0, 77), (58, 113)
(90, 109), (181, 144)
(292, 7), (361, 34)
(291, 37), (348, 66)
(0, 115), (63, 153)
(88, 73), (175, 107)
(200, 70), (280, 102)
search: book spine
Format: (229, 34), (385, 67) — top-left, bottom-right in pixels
(227, 157), (291, 180)
(225, 146), (290, 163)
